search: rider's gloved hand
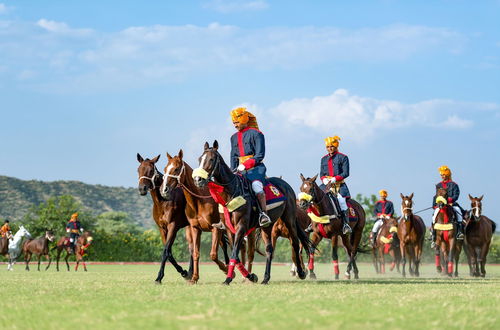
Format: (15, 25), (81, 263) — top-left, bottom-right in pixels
(237, 164), (245, 172)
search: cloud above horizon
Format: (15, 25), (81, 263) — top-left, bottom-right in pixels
(0, 19), (466, 92)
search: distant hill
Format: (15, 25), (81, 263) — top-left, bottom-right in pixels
(0, 175), (154, 228)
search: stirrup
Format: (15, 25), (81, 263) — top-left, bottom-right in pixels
(342, 223), (352, 234)
(430, 241), (436, 249)
(456, 232), (464, 240)
(305, 223), (313, 233)
(259, 212), (272, 228)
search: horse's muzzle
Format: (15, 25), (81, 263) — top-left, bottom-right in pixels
(194, 177), (208, 188)
(298, 200), (310, 210)
(160, 185), (171, 200)
(138, 185), (148, 196)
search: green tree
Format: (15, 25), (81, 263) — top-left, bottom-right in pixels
(21, 195), (94, 237)
(95, 211), (142, 235)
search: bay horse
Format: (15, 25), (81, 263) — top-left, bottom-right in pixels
(433, 188), (457, 277)
(191, 141), (311, 285)
(159, 149), (232, 284)
(463, 195), (496, 277)
(0, 230), (13, 258)
(398, 193), (425, 277)
(298, 174), (366, 280)
(6, 226), (32, 271)
(23, 230), (55, 271)
(372, 217), (401, 274)
(53, 231), (93, 271)
(137, 153), (195, 284)
(75, 231), (93, 271)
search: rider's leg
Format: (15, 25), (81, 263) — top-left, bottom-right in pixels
(69, 236), (76, 254)
(430, 208), (439, 247)
(371, 219), (383, 246)
(337, 194), (351, 234)
(453, 205), (464, 240)
(253, 180), (271, 227)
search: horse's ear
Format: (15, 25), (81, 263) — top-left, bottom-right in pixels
(468, 194), (473, 201)
(400, 193), (404, 199)
(299, 173), (305, 182)
(151, 154), (160, 163)
(213, 140), (219, 150)
(166, 152), (172, 160)
(409, 193), (414, 199)
(479, 195), (484, 201)
(178, 149), (183, 159)
(312, 174), (318, 182)
(204, 142), (209, 150)
(137, 153), (144, 163)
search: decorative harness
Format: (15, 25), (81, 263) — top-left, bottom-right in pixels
(139, 166), (161, 190)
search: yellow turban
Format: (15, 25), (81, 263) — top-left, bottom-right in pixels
(438, 165), (451, 178)
(230, 107), (259, 129)
(324, 136), (341, 147)
(379, 190), (388, 197)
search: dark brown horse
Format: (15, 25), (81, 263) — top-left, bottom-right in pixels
(433, 188), (457, 277)
(463, 195), (496, 277)
(74, 231), (93, 271)
(0, 230), (13, 258)
(398, 193), (425, 277)
(372, 217), (401, 274)
(53, 231), (93, 271)
(191, 141), (311, 285)
(160, 149), (232, 284)
(137, 153), (195, 284)
(298, 174), (366, 280)
(23, 230), (55, 271)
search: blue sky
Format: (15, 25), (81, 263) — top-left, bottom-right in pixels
(1, 1), (499, 224)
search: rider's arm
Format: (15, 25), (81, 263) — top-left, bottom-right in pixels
(373, 202), (381, 216)
(334, 154), (349, 181)
(386, 202), (394, 217)
(230, 134), (239, 171)
(242, 130), (265, 170)
(448, 182), (460, 204)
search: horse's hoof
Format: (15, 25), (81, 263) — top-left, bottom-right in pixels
(188, 279), (198, 285)
(436, 266), (442, 273)
(181, 270), (189, 278)
(247, 273), (259, 283)
(354, 274), (359, 280)
(309, 272), (316, 280)
(261, 280), (269, 285)
(334, 274), (339, 280)
(290, 271), (296, 277)
(297, 270), (307, 280)
(222, 278), (232, 285)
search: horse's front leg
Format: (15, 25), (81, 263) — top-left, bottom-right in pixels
(341, 233), (354, 279)
(224, 219), (255, 285)
(260, 227), (275, 284)
(45, 254), (51, 271)
(308, 233), (322, 280)
(37, 254), (41, 271)
(165, 225), (190, 279)
(65, 252), (70, 271)
(400, 242), (407, 278)
(210, 228), (228, 274)
(413, 244), (421, 277)
(447, 239), (455, 277)
(480, 244), (489, 277)
(189, 226), (202, 284)
(55, 248), (61, 272)
(25, 252), (31, 271)
(331, 236), (340, 280)
(246, 230), (256, 274)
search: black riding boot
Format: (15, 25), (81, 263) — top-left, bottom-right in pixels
(341, 210), (352, 234)
(256, 193), (271, 227)
(456, 222), (465, 240)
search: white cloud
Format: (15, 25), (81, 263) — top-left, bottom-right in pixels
(269, 89), (490, 141)
(0, 3), (8, 14)
(37, 19), (94, 36)
(204, 0), (269, 13)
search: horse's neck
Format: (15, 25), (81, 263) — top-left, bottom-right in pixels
(315, 187), (334, 215)
(149, 186), (164, 206)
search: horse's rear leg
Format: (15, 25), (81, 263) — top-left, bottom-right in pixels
(65, 253), (70, 271)
(55, 249), (61, 272)
(37, 255), (42, 271)
(246, 231), (256, 274)
(331, 237), (340, 280)
(480, 243), (489, 277)
(45, 254), (51, 271)
(400, 244), (407, 278)
(189, 227), (202, 284)
(25, 253), (31, 271)
(224, 225), (256, 285)
(260, 227), (275, 285)
(372, 247), (379, 274)
(413, 245), (421, 277)
(341, 233), (355, 279)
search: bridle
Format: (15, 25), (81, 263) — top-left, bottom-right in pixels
(139, 165), (161, 190)
(202, 150), (237, 187)
(165, 162), (186, 184)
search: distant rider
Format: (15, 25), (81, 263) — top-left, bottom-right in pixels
(370, 190), (395, 246)
(66, 213), (84, 254)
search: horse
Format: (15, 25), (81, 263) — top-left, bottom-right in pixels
(298, 174), (366, 280)
(398, 193), (425, 277)
(192, 141), (311, 285)
(160, 149), (233, 284)
(23, 230), (55, 271)
(463, 195), (496, 277)
(6, 226), (32, 271)
(74, 231), (93, 271)
(372, 217), (401, 274)
(433, 188), (458, 277)
(137, 153), (196, 284)
(53, 231), (93, 272)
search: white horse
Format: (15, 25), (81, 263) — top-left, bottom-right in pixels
(7, 226), (32, 271)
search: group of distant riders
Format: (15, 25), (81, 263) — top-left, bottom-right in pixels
(227, 107), (465, 247)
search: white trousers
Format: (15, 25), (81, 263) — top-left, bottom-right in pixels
(372, 219), (383, 234)
(337, 194), (347, 212)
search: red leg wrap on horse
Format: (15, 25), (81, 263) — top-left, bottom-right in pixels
(391, 262), (395, 270)
(236, 261), (249, 277)
(381, 263), (386, 274)
(227, 259), (236, 279)
(435, 255), (440, 267)
(308, 254), (314, 270)
(448, 261), (453, 274)
(333, 260), (339, 275)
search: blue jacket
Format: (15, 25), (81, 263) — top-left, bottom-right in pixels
(320, 152), (350, 198)
(373, 200), (394, 217)
(230, 127), (266, 171)
(433, 180), (460, 207)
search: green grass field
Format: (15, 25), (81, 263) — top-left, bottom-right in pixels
(1, 262), (499, 329)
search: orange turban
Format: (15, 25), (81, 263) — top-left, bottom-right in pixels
(71, 213), (78, 219)
(438, 165), (451, 178)
(324, 136), (341, 147)
(230, 107), (259, 129)
(379, 190), (388, 197)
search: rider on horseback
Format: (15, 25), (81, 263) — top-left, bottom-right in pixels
(66, 213), (84, 254)
(320, 136), (352, 235)
(0, 219), (11, 238)
(430, 165), (464, 247)
(370, 190), (395, 246)
(230, 107), (272, 227)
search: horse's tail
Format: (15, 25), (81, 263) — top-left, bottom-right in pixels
(491, 220), (497, 233)
(254, 229), (265, 257)
(295, 218), (315, 254)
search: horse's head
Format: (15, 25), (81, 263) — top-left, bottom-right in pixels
(400, 193), (414, 221)
(45, 230), (55, 242)
(298, 173), (319, 210)
(435, 187), (448, 210)
(385, 217), (399, 234)
(193, 141), (220, 188)
(81, 231), (94, 245)
(160, 150), (185, 199)
(137, 153), (161, 196)
(17, 226), (32, 239)
(469, 194), (483, 221)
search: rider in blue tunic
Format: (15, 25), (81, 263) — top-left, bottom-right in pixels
(66, 213), (84, 254)
(319, 136), (352, 235)
(370, 190), (395, 246)
(229, 107), (271, 227)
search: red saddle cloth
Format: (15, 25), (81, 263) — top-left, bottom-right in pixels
(346, 201), (357, 221)
(264, 183), (286, 204)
